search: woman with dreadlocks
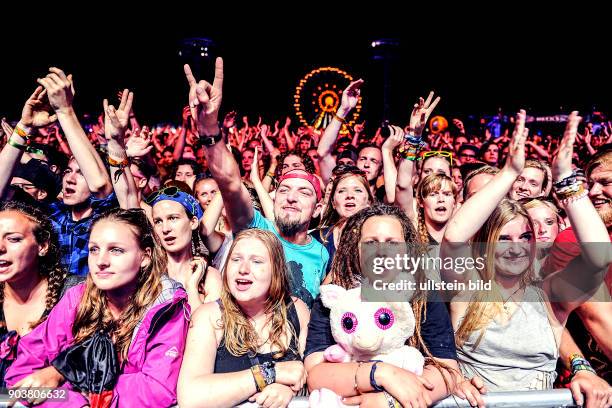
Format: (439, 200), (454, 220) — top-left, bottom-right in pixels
(0, 202), (68, 388)
(305, 204), (463, 408)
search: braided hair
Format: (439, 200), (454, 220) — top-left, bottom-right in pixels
(0, 201), (66, 329)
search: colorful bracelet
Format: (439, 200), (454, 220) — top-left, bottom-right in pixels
(107, 156), (129, 168)
(14, 124), (31, 138)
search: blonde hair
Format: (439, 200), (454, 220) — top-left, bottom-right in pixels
(416, 174), (457, 244)
(219, 229), (297, 359)
(72, 209), (166, 360)
(455, 199), (535, 347)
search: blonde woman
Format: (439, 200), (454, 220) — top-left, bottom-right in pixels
(178, 229), (310, 408)
(441, 110), (612, 406)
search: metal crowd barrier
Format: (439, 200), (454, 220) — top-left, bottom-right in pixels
(0, 389), (578, 407)
(237, 389), (577, 408)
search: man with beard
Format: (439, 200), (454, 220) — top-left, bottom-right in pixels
(184, 59), (328, 307)
(544, 148), (612, 384)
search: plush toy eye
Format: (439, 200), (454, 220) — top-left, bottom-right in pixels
(374, 308), (394, 330)
(341, 312), (358, 334)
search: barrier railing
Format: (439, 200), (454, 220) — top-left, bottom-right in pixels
(0, 389), (578, 407)
(237, 389), (577, 408)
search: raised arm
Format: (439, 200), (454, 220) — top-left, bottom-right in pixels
(37, 67), (112, 198)
(103, 89), (139, 209)
(317, 79), (363, 184)
(199, 192), (226, 255)
(172, 107), (190, 161)
(396, 92), (441, 219)
(440, 110), (527, 284)
(380, 125), (404, 204)
(250, 147), (275, 221)
(184, 59), (253, 233)
(547, 112), (612, 316)
(0, 87), (57, 198)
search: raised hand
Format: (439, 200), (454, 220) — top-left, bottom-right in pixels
(223, 111), (237, 129)
(381, 125), (405, 152)
(338, 79), (364, 117)
(354, 120), (365, 134)
(504, 109), (528, 176)
(126, 126), (153, 158)
(552, 111), (581, 182)
(36, 67), (75, 113)
(103, 88), (134, 140)
(408, 91), (441, 137)
(184, 57), (224, 135)
(19, 86), (57, 128)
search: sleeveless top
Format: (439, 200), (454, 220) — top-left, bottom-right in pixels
(214, 300), (302, 373)
(456, 285), (560, 391)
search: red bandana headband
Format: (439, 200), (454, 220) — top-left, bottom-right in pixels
(277, 171), (322, 201)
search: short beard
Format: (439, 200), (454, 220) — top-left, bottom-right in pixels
(597, 206), (612, 227)
(276, 216), (308, 238)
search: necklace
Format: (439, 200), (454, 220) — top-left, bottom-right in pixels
(502, 286), (523, 311)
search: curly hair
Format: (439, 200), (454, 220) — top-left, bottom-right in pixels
(72, 208), (166, 360)
(274, 150), (316, 179)
(0, 202), (66, 329)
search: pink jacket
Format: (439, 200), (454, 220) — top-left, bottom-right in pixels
(6, 278), (189, 408)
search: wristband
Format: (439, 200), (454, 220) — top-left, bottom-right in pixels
(250, 365), (267, 392)
(15, 124), (31, 138)
(334, 113), (347, 124)
(8, 137), (27, 150)
(108, 156), (129, 168)
(370, 360), (384, 392)
(354, 361), (363, 395)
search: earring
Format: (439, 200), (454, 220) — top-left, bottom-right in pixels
(191, 239), (196, 257)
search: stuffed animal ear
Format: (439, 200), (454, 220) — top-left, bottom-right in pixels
(346, 286), (362, 301)
(320, 284), (347, 309)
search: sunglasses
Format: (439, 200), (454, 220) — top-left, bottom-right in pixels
(145, 186), (180, 204)
(421, 151), (453, 166)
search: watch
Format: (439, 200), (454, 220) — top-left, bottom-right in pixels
(199, 131), (223, 146)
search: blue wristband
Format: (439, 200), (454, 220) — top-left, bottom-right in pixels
(370, 360), (384, 392)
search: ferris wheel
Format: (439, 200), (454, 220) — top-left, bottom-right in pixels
(293, 67), (362, 131)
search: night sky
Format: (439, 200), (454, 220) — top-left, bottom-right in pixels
(2, 9), (609, 134)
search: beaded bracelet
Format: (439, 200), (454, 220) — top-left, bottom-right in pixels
(354, 361), (363, 395)
(559, 188), (589, 206)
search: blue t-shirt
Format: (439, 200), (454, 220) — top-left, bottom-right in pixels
(249, 210), (329, 308)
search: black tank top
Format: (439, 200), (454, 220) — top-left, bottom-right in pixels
(214, 301), (302, 373)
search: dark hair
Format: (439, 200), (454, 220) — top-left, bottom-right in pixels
(0, 202), (66, 328)
(318, 168), (373, 242)
(274, 150), (316, 178)
(171, 159), (201, 179)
